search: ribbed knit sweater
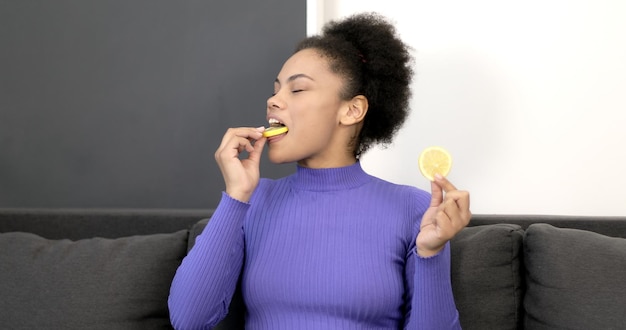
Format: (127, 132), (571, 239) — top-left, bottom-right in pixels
(168, 162), (460, 329)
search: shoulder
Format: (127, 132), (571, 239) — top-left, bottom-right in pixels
(361, 175), (430, 242)
(367, 175), (431, 205)
(356, 175), (431, 226)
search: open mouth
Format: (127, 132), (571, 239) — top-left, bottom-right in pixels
(268, 118), (286, 128)
(263, 118), (289, 138)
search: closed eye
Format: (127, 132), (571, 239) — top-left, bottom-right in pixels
(270, 89), (302, 96)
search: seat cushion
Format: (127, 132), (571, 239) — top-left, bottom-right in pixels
(523, 223), (626, 329)
(0, 230), (188, 329)
(450, 223), (524, 330)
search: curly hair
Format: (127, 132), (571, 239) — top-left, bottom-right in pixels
(295, 12), (414, 157)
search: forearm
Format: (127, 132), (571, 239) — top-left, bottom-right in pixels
(168, 192), (248, 329)
(406, 243), (460, 330)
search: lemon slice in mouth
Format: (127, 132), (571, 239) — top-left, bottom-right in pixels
(262, 126), (289, 138)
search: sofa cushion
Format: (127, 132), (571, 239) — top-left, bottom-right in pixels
(450, 223), (524, 330)
(0, 230), (188, 329)
(524, 223), (626, 329)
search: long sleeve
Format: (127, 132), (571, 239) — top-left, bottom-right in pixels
(169, 163), (462, 329)
(405, 243), (461, 329)
(168, 192), (248, 330)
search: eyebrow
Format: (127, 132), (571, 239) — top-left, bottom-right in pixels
(274, 73), (315, 85)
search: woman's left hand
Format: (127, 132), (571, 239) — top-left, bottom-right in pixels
(416, 174), (471, 257)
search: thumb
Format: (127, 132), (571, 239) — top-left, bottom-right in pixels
(248, 136), (267, 163)
(429, 180), (444, 208)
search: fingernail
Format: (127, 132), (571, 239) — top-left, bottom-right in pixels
(256, 126), (265, 131)
(434, 173), (443, 180)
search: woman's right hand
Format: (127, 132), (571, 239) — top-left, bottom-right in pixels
(214, 127), (267, 202)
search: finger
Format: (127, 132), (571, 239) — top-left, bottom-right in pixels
(237, 127), (265, 154)
(434, 174), (458, 193)
(217, 127), (264, 155)
(441, 198), (461, 226)
(434, 209), (454, 238)
(429, 180), (444, 208)
(237, 142), (253, 154)
(219, 127), (264, 148)
(227, 136), (254, 154)
(440, 191), (471, 230)
(453, 190), (472, 222)
(442, 190), (471, 214)
(247, 136), (267, 162)
(233, 126), (265, 137)
(434, 175), (471, 225)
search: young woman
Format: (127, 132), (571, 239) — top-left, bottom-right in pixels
(169, 12), (470, 329)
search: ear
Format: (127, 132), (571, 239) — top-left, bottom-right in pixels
(340, 95), (369, 126)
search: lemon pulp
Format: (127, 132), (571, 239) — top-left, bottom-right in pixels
(418, 146), (452, 181)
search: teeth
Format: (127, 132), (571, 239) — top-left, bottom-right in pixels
(268, 118), (284, 126)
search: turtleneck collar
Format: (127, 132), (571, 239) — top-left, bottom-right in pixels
(288, 161), (372, 192)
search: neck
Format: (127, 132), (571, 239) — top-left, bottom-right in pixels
(290, 161), (369, 191)
(297, 154), (357, 169)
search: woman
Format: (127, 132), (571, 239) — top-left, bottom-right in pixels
(169, 12), (470, 329)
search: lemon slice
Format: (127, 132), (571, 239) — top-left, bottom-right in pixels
(418, 146), (452, 181)
(262, 126), (288, 138)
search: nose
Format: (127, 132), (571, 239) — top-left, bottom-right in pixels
(267, 92), (284, 110)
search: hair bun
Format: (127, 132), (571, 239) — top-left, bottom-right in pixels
(295, 12), (414, 157)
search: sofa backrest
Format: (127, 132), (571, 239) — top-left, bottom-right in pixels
(0, 208), (213, 239)
(3, 209), (623, 330)
(467, 214), (626, 329)
(469, 214), (626, 238)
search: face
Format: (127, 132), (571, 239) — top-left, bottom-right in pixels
(266, 48), (353, 168)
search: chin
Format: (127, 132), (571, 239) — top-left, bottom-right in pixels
(267, 149), (298, 164)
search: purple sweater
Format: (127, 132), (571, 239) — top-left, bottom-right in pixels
(168, 162), (460, 329)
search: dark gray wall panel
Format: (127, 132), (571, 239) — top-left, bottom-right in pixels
(0, 0), (304, 208)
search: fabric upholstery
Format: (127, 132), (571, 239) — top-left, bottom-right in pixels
(523, 224), (626, 329)
(450, 224), (525, 330)
(0, 208), (210, 240)
(0, 230), (188, 329)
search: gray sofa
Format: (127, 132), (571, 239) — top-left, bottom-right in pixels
(1, 208), (625, 329)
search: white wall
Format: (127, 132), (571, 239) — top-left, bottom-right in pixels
(308, 0), (626, 216)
